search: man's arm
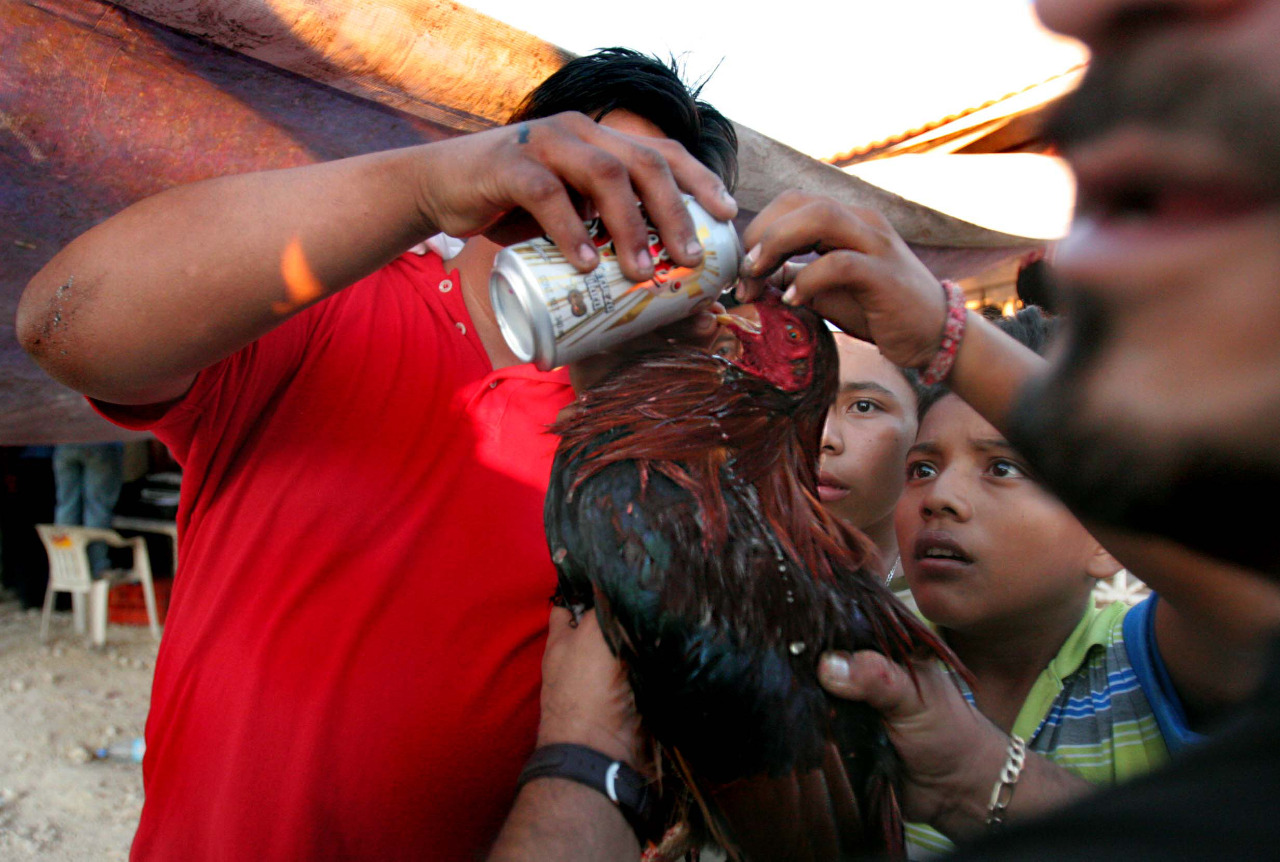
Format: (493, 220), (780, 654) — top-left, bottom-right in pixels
(490, 777), (638, 862)
(818, 651), (1094, 843)
(18, 113), (736, 405)
(1096, 531), (1280, 722)
(489, 608), (641, 861)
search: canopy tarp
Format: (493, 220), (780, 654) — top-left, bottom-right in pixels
(1, 0), (1041, 444)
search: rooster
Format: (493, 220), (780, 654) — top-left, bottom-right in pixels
(545, 293), (957, 860)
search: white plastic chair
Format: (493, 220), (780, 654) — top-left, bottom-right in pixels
(35, 525), (161, 646)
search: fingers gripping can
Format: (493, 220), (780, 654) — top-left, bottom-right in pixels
(489, 197), (742, 370)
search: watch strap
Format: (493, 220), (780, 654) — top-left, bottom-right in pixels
(517, 743), (657, 840)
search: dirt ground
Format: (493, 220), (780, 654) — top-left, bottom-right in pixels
(0, 593), (157, 860)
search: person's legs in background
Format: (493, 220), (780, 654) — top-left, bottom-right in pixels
(52, 445), (85, 527)
(53, 443), (124, 575)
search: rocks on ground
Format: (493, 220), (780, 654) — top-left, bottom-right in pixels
(0, 594), (157, 860)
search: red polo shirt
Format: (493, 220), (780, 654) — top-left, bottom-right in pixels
(96, 252), (573, 860)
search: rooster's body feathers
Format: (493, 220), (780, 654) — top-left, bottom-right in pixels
(546, 303), (954, 859)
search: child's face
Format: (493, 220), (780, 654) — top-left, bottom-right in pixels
(896, 394), (1101, 634)
(818, 336), (918, 534)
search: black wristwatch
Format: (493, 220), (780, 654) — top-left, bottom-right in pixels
(517, 743), (658, 841)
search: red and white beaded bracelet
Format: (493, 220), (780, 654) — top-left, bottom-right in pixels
(921, 280), (968, 385)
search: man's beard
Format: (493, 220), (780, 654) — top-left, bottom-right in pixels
(1045, 24), (1280, 198)
(1007, 292), (1280, 577)
(1010, 23), (1280, 577)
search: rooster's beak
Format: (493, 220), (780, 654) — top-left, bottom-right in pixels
(715, 313), (761, 336)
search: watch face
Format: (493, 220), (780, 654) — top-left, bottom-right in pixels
(604, 761), (623, 804)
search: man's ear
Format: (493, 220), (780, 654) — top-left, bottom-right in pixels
(1085, 542), (1124, 581)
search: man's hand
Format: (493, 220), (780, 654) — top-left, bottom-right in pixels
(819, 651), (1002, 832)
(415, 112), (738, 284)
(19, 108), (738, 406)
(736, 191), (945, 369)
(489, 608), (642, 862)
(819, 650), (1093, 840)
(537, 607), (642, 768)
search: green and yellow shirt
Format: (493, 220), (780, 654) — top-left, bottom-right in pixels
(907, 597), (1194, 859)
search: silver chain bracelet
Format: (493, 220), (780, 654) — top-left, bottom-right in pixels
(986, 733), (1027, 829)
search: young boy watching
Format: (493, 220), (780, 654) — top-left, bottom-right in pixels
(818, 333), (922, 584)
(897, 308), (1188, 858)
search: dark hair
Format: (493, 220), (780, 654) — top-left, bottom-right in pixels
(897, 364), (926, 408)
(1016, 258), (1060, 314)
(917, 306), (1058, 421)
(993, 305), (1059, 355)
(507, 47), (739, 190)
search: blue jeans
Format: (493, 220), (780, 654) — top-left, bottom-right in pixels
(53, 443), (124, 575)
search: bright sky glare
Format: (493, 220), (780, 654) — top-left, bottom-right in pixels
(464, 0), (1087, 160)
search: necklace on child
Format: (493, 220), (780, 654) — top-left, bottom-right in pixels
(885, 556), (901, 588)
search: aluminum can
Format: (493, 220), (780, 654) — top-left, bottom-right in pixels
(489, 196), (741, 370)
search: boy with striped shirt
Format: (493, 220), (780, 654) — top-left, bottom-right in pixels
(896, 310), (1193, 858)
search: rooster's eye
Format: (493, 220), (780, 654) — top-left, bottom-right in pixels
(784, 324), (800, 341)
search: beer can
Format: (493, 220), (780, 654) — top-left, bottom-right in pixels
(489, 196), (741, 371)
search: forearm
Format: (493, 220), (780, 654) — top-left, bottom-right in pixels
(18, 146), (432, 404)
(945, 311), (1046, 436)
(1093, 529), (1280, 717)
(929, 730), (1095, 842)
(20, 109), (736, 405)
(492, 608), (646, 859)
(820, 652), (1097, 846)
(488, 777), (640, 862)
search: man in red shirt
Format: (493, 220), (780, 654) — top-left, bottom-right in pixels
(18, 48), (738, 859)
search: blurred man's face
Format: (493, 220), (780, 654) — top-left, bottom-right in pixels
(1011, 0), (1280, 571)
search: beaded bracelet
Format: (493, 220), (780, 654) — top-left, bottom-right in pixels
(920, 280), (967, 385)
(986, 733), (1027, 829)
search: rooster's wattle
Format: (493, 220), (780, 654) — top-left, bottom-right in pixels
(545, 294), (956, 860)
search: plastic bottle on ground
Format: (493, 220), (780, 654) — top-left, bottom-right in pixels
(94, 737), (145, 763)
